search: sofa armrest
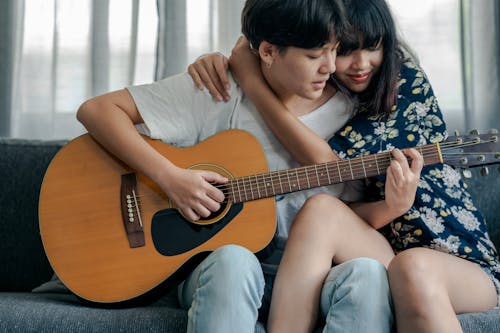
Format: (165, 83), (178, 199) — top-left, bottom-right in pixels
(0, 138), (65, 291)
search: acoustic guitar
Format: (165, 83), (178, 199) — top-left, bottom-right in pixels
(38, 129), (500, 306)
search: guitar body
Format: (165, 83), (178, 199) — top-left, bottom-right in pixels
(40, 128), (499, 306)
(39, 130), (276, 305)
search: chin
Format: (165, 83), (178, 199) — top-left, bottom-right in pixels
(300, 91), (321, 100)
(347, 84), (367, 93)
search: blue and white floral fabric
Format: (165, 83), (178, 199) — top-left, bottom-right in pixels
(328, 61), (500, 286)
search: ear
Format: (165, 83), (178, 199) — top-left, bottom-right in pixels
(258, 41), (278, 65)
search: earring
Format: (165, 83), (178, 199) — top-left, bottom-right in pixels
(266, 61), (273, 69)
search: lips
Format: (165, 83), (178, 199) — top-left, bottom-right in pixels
(348, 72), (370, 83)
(312, 80), (327, 90)
(313, 81), (326, 90)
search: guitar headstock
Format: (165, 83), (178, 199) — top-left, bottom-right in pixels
(442, 129), (500, 176)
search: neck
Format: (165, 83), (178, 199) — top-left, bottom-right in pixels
(288, 85), (336, 117)
(262, 67), (336, 117)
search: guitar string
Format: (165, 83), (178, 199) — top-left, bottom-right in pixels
(131, 139), (498, 205)
(212, 140), (496, 194)
(135, 158), (496, 209)
(137, 141), (496, 203)
(134, 151), (496, 204)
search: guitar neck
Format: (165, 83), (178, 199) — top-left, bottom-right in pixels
(228, 143), (442, 203)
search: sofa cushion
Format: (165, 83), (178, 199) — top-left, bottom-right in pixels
(0, 138), (64, 291)
(0, 291), (268, 333)
(0, 292), (186, 333)
(464, 167), (500, 247)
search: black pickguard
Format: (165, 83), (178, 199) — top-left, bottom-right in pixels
(151, 203), (243, 256)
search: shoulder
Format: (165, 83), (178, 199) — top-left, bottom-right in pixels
(126, 73), (196, 104)
(397, 60), (434, 98)
(392, 61), (447, 144)
(396, 59), (440, 113)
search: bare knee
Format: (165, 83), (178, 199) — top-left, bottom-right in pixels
(291, 194), (346, 232)
(388, 248), (448, 314)
(303, 193), (345, 212)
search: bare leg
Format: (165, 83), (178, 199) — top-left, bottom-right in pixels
(267, 194), (394, 333)
(388, 247), (497, 333)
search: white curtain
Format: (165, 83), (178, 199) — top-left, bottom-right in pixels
(386, 0), (499, 132)
(461, 0), (500, 132)
(6, 0), (157, 140)
(0, 0), (24, 137)
(155, 0), (245, 79)
(2, 0), (498, 139)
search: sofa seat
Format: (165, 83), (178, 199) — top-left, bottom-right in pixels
(1, 137), (499, 333)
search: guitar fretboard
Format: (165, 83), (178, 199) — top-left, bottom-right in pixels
(227, 143), (442, 203)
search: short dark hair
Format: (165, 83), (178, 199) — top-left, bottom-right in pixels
(334, 0), (406, 116)
(241, 0), (349, 51)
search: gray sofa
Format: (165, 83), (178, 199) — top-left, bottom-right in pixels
(0, 137), (499, 333)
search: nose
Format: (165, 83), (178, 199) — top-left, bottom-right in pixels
(320, 51), (336, 75)
(352, 50), (369, 70)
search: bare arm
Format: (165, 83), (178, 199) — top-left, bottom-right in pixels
(231, 38), (338, 164)
(188, 38), (338, 165)
(350, 148), (423, 229)
(76, 89), (227, 221)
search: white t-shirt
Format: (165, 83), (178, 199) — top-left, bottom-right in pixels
(127, 72), (362, 271)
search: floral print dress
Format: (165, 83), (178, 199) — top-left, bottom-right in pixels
(328, 61), (500, 294)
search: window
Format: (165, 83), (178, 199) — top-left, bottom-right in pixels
(14, 0), (157, 138)
(387, 0), (465, 130)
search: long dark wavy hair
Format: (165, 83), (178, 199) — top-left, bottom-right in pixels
(332, 0), (409, 117)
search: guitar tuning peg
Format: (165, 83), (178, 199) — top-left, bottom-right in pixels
(470, 129), (479, 135)
(454, 129), (460, 137)
(462, 169), (472, 178)
(488, 129), (498, 134)
(481, 166), (489, 177)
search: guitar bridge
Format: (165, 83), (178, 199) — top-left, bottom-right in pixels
(120, 173), (145, 248)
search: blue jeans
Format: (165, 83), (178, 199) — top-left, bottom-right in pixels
(178, 245), (264, 333)
(319, 258), (394, 333)
(178, 246), (393, 333)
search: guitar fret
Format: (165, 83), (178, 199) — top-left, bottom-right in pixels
(249, 175), (256, 200)
(347, 158), (354, 180)
(251, 177), (256, 199)
(229, 181), (236, 202)
(286, 170), (292, 192)
(360, 156), (367, 178)
(296, 169), (302, 190)
(262, 174), (269, 197)
(274, 172), (280, 195)
(235, 179), (242, 203)
(314, 165), (320, 187)
(244, 176), (250, 201)
(254, 175), (260, 199)
(325, 162), (332, 184)
(366, 156), (374, 177)
(268, 173), (274, 195)
(241, 177), (249, 201)
(304, 168), (310, 189)
(253, 175), (262, 199)
(418, 146), (425, 165)
(374, 155), (380, 175)
(336, 161), (343, 182)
